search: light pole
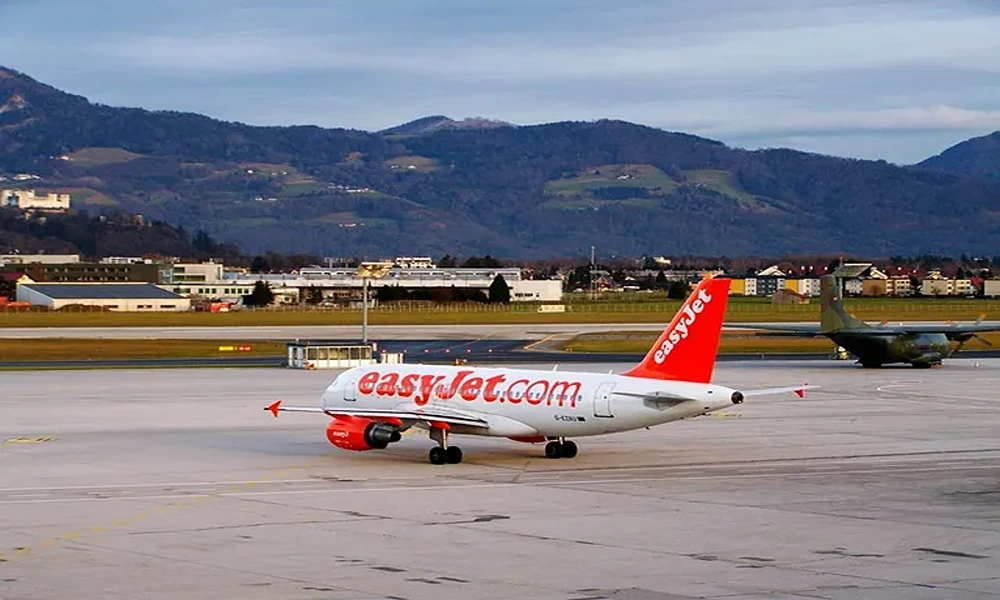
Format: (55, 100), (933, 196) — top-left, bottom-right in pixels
(353, 261), (392, 344)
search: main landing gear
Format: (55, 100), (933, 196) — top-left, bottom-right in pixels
(428, 424), (463, 465)
(544, 438), (578, 459)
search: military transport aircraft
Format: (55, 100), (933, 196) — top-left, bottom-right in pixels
(264, 277), (812, 464)
(729, 275), (999, 368)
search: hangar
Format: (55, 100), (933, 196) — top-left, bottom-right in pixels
(17, 283), (191, 311)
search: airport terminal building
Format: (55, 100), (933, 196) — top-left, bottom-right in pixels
(160, 260), (564, 304)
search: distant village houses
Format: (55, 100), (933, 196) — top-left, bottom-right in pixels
(2, 189), (71, 212)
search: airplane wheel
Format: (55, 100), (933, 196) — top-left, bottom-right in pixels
(446, 446), (463, 464)
(561, 441), (578, 459)
(544, 441), (563, 459)
(429, 447), (448, 465)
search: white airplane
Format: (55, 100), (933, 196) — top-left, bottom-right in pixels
(264, 276), (812, 464)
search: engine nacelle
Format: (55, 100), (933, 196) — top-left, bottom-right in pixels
(326, 416), (402, 451)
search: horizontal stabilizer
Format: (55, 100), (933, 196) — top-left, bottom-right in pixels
(263, 400), (489, 428)
(741, 384), (818, 398)
(264, 400), (325, 417)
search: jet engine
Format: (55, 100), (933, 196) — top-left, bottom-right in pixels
(325, 416), (402, 451)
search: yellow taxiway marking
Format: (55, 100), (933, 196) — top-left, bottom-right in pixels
(711, 411), (742, 418)
(4, 436), (57, 445)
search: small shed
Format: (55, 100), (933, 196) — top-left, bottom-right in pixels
(771, 288), (810, 305)
(286, 340), (381, 369)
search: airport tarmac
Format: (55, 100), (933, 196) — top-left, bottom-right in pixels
(2, 360), (1000, 599)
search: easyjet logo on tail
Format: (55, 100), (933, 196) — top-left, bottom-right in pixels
(653, 287), (713, 364)
(622, 277), (730, 383)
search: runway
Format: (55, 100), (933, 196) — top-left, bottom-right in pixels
(3, 321), (999, 341)
(3, 360), (1000, 599)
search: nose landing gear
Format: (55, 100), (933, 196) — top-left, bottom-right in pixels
(544, 438), (578, 459)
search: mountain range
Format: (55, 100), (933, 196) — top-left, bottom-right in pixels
(2, 65), (999, 259)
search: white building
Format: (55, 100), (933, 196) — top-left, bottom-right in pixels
(508, 280), (563, 302)
(844, 278), (864, 296)
(160, 281), (257, 302)
(0, 253), (80, 265)
(17, 283), (190, 311)
(2, 189), (70, 211)
(100, 257), (158, 265)
(788, 277), (822, 297)
(392, 256), (436, 269)
(985, 280), (1000, 297)
(162, 262), (225, 284)
(954, 279), (974, 296)
(155, 260), (563, 304)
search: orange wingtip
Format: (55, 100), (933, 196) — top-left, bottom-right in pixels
(265, 400), (282, 417)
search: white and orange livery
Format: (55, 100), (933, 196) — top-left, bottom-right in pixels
(265, 277), (812, 464)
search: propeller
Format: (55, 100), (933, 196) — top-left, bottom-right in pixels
(953, 333), (992, 352)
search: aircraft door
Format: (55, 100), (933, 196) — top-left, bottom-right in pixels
(593, 382), (615, 418)
(343, 374), (357, 401)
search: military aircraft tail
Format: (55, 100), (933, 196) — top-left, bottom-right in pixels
(820, 275), (869, 333)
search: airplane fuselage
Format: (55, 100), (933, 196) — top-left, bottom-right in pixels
(320, 363), (742, 438)
(265, 277), (813, 464)
(827, 331), (952, 367)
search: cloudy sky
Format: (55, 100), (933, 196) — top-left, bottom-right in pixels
(3, 0), (999, 164)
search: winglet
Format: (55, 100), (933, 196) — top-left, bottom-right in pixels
(265, 400), (282, 417)
(794, 387), (806, 398)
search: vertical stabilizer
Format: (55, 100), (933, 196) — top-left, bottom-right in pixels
(622, 277), (730, 383)
(820, 275), (869, 332)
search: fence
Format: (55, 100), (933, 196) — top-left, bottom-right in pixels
(238, 298), (1000, 316)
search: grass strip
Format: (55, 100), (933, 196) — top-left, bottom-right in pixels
(0, 339), (286, 361)
(1, 298), (999, 328)
(559, 332), (1000, 355)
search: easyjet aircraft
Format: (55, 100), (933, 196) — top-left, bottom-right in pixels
(265, 277), (812, 464)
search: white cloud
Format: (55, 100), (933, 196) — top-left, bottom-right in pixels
(692, 106), (1000, 137)
(2, 0), (1000, 163)
(98, 10), (1000, 81)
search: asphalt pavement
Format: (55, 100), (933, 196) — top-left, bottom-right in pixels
(4, 361), (1000, 598)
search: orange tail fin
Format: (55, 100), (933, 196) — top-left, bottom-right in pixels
(622, 276), (731, 383)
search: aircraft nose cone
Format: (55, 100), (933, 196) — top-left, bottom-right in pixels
(731, 391), (744, 405)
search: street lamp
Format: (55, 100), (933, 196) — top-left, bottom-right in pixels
(353, 261), (393, 344)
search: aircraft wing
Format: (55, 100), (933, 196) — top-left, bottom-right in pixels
(726, 323), (824, 336)
(264, 400), (490, 429)
(864, 322), (1000, 337)
(729, 321), (1000, 342)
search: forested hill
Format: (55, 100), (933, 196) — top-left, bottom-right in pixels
(3, 65), (1000, 258)
(916, 131), (1000, 180)
(0, 207), (240, 259)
